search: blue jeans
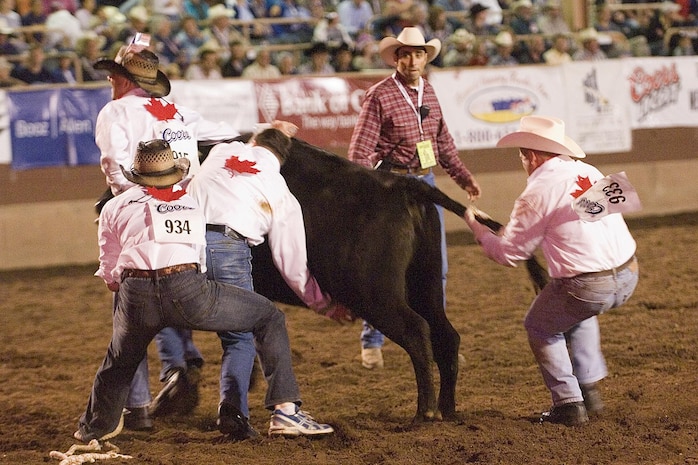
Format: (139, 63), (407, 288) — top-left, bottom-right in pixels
(154, 327), (204, 380)
(524, 257), (639, 406)
(77, 267), (300, 441)
(112, 292), (150, 409)
(360, 170), (448, 349)
(205, 229), (256, 417)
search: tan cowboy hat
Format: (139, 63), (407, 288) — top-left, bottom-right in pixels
(496, 115), (586, 158)
(121, 139), (190, 188)
(94, 45), (171, 97)
(208, 4), (236, 21)
(379, 27), (441, 66)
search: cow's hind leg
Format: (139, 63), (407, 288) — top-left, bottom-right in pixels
(431, 318), (460, 419)
(372, 303), (439, 423)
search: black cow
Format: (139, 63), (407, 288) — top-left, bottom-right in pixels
(248, 137), (548, 423)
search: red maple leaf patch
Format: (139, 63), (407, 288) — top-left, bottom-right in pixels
(224, 155), (259, 176)
(570, 175), (593, 198)
(144, 98), (178, 121)
(146, 186), (187, 201)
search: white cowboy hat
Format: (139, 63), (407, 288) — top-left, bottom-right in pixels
(208, 4), (236, 20)
(379, 27), (441, 66)
(121, 139), (190, 188)
(496, 115), (586, 158)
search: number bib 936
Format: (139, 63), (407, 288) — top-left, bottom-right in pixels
(148, 202), (206, 245)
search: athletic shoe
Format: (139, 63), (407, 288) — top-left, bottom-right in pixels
(73, 411), (124, 443)
(149, 368), (184, 417)
(268, 407), (334, 437)
(361, 347), (384, 369)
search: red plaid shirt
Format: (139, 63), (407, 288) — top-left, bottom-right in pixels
(348, 72), (474, 189)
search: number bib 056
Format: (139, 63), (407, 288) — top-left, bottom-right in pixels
(148, 202), (206, 245)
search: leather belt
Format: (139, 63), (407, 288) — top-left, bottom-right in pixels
(206, 224), (246, 241)
(390, 166), (430, 176)
(122, 263), (199, 280)
(578, 255), (637, 278)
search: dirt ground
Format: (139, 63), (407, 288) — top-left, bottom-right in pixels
(1, 212), (697, 465)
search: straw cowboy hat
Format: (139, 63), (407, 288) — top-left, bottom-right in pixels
(379, 27), (441, 66)
(94, 45), (171, 97)
(121, 139), (190, 188)
(496, 115), (586, 158)
(208, 4), (236, 21)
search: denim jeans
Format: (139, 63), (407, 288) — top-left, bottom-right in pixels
(78, 268), (300, 441)
(524, 258), (639, 406)
(360, 170), (448, 349)
(154, 327), (204, 380)
(205, 229), (256, 417)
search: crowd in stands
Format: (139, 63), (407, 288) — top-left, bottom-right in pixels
(0, 0), (697, 86)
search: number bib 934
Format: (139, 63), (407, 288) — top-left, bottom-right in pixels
(147, 202), (206, 245)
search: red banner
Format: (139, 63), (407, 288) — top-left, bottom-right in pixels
(253, 76), (382, 152)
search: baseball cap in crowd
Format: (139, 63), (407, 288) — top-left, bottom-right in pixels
(496, 116), (586, 158)
(379, 27), (441, 66)
(94, 43), (171, 97)
(121, 139), (190, 188)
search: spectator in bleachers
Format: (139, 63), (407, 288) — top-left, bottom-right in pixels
(433, 0), (466, 29)
(117, 5), (150, 44)
(536, 0), (570, 36)
(151, 14), (181, 66)
(313, 11), (354, 49)
(336, 0), (373, 39)
(11, 43), (59, 84)
(0, 0), (22, 30)
(475, 0), (503, 29)
(671, 31), (696, 54)
(467, 36), (490, 65)
(508, 0), (539, 35)
(488, 29), (519, 66)
(21, 0), (46, 44)
(183, 0), (209, 21)
(572, 27), (607, 61)
(425, 5), (455, 46)
(516, 33), (546, 63)
(92, 5), (126, 52)
(332, 41), (357, 71)
(241, 48), (281, 78)
(203, 4), (244, 62)
(298, 40), (335, 74)
(221, 38), (250, 77)
(151, 0), (183, 23)
(268, 0), (314, 43)
(0, 19), (26, 54)
(675, 0), (698, 25)
(45, 5), (83, 50)
(174, 14), (206, 68)
(442, 27), (474, 67)
(51, 53), (79, 83)
(230, 0), (273, 42)
(185, 43), (223, 79)
(463, 3), (499, 37)
(75, 30), (109, 81)
(75, 0), (99, 31)
(352, 36), (386, 70)
(0, 55), (23, 86)
(542, 32), (571, 64)
(276, 50), (298, 74)
(44, 0), (76, 14)
(643, 1), (683, 56)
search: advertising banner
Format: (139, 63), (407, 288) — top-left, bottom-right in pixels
(561, 60), (632, 154)
(252, 76), (381, 150)
(7, 87), (109, 170)
(429, 66), (567, 151)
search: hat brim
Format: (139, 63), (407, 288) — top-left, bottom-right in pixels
(94, 58), (171, 98)
(379, 38), (441, 66)
(497, 132), (586, 158)
(120, 158), (190, 188)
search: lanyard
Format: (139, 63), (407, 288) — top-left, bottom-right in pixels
(392, 73), (425, 140)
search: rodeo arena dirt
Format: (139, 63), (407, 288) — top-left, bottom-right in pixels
(0, 210), (695, 465)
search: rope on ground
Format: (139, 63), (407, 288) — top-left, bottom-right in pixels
(49, 439), (132, 465)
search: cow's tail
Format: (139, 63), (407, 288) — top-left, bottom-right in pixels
(407, 177), (550, 293)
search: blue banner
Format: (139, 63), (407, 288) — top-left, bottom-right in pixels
(8, 87), (110, 170)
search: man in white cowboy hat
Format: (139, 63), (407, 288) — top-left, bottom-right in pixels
(572, 27), (608, 61)
(75, 138), (334, 443)
(463, 115), (639, 426)
(93, 39), (240, 430)
(348, 26), (481, 369)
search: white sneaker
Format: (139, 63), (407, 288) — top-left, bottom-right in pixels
(361, 347), (384, 369)
(268, 407), (334, 437)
